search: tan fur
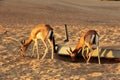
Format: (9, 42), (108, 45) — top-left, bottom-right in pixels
(67, 30), (100, 64)
(20, 24), (55, 59)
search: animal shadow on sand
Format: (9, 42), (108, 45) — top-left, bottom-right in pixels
(55, 54), (120, 64)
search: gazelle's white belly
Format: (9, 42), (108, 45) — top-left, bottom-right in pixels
(36, 32), (43, 39)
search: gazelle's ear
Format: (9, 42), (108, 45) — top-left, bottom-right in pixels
(20, 39), (25, 45)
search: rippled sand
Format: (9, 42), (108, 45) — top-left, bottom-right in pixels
(0, 0), (120, 79)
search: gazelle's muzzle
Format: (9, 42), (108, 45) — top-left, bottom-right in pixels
(20, 46), (25, 57)
(66, 47), (76, 61)
(70, 53), (76, 62)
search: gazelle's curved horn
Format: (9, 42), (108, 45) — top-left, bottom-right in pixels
(66, 47), (73, 55)
(20, 39), (25, 45)
(66, 49), (71, 55)
(69, 47), (73, 52)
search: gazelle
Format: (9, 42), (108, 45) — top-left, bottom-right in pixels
(67, 30), (101, 64)
(20, 24), (55, 59)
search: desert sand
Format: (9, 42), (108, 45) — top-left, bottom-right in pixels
(0, 0), (120, 80)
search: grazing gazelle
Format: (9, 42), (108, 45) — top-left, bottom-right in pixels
(67, 30), (101, 64)
(20, 24), (55, 59)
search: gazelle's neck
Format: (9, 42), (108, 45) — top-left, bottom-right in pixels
(73, 43), (83, 53)
(24, 37), (32, 47)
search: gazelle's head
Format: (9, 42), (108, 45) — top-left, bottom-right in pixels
(67, 47), (76, 61)
(20, 39), (26, 57)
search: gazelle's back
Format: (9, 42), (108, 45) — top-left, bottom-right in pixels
(79, 30), (98, 46)
(84, 30), (98, 44)
(30, 24), (53, 40)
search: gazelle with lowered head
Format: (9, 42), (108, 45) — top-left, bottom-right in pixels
(20, 24), (55, 59)
(67, 30), (101, 64)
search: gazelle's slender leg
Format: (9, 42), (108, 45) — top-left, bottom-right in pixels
(86, 44), (93, 64)
(48, 38), (54, 59)
(97, 46), (101, 64)
(31, 42), (36, 57)
(86, 51), (92, 64)
(32, 40), (37, 57)
(32, 39), (39, 59)
(87, 46), (101, 64)
(41, 40), (48, 59)
(35, 39), (39, 59)
(82, 46), (86, 61)
(86, 47), (89, 59)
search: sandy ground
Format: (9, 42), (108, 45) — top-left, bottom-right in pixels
(0, 0), (120, 80)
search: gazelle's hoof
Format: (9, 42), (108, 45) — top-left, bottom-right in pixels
(86, 62), (90, 64)
(50, 59), (54, 62)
